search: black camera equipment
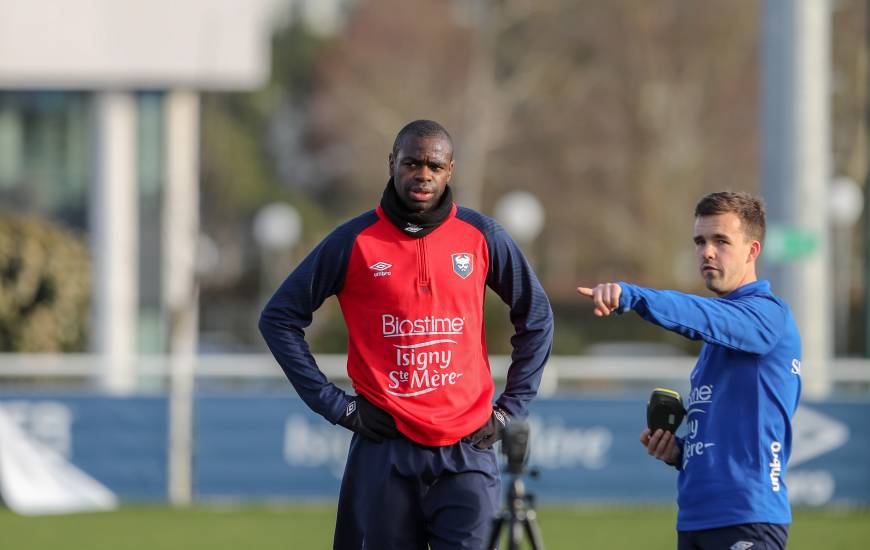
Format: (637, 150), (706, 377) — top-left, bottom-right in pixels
(647, 387), (686, 434)
(486, 420), (545, 550)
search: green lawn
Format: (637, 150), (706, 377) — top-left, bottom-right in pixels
(1, 504), (867, 549)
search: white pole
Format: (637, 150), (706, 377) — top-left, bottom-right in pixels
(90, 91), (138, 395)
(761, 0), (832, 399)
(163, 90), (200, 506)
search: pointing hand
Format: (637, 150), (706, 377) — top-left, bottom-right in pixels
(576, 283), (622, 317)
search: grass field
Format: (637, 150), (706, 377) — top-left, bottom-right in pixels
(2, 504), (868, 549)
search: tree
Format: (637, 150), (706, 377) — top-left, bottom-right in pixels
(302, 0), (759, 293)
(0, 213), (90, 351)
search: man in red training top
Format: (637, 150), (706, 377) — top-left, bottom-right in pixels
(259, 119), (553, 549)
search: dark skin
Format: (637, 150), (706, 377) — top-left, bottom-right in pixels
(389, 135), (454, 213)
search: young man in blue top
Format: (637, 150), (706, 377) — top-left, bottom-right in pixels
(578, 191), (801, 550)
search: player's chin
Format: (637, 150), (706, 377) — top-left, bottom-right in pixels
(702, 275), (720, 293)
(404, 198), (432, 212)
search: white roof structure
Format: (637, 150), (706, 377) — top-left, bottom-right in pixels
(0, 0), (279, 90)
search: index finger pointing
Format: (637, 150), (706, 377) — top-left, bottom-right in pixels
(576, 287), (594, 297)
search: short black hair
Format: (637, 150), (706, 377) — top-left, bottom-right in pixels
(695, 191), (766, 242)
(392, 119), (453, 157)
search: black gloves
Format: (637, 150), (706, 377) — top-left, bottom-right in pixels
(463, 406), (511, 449)
(337, 395), (399, 443)
(337, 397), (510, 448)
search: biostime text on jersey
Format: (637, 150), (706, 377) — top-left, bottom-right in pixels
(382, 314), (466, 398)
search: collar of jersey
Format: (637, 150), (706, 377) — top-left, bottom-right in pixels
(722, 279), (770, 300)
(375, 203), (457, 238)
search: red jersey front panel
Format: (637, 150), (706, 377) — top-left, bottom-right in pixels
(337, 206), (494, 445)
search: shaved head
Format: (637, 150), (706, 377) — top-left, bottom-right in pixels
(392, 120), (453, 158)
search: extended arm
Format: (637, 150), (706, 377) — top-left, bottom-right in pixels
(578, 282), (787, 355)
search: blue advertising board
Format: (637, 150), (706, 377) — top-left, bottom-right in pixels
(1, 393), (867, 506)
(0, 394), (168, 500)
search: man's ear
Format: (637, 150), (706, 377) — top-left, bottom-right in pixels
(388, 153), (395, 178)
(446, 159), (454, 182)
(748, 239), (762, 262)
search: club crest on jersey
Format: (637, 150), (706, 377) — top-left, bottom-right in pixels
(451, 253), (473, 279)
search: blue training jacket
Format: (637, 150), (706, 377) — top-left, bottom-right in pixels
(619, 280), (802, 531)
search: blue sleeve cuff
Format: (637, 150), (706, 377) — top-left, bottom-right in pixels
(618, 282), (634, 313)
(670, 435), (684, 471)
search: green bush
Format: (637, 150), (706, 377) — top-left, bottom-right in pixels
(0, 213), (91, 351)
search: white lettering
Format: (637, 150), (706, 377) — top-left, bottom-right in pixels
(687, 384), (714, 406)
(388, 370), (406, 389)
(410, 369), (463, 389)
(381, 314), (465, 337)
(687, 419), (699, 439)
(770, 441), (782, 491)
(684, 441), (715, 460)
(384, 368), (463, 397)
(386, 337), (462, 397)
(527, 418), (613, 470)
(395, 348), (453, 370)
(683, 384), (716, 466)
(791, 359), (802, 375)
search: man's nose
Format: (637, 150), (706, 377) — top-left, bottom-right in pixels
(416, 165), (432, 180)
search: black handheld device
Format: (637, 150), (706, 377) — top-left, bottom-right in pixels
(647, 388), (686, 434)
(502, 420), (530, 475)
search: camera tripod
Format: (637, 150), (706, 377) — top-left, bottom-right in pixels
(485, 471), (545, 550)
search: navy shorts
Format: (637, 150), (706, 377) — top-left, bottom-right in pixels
(333, 433), (501, 550)
(678, 523), (789, 550)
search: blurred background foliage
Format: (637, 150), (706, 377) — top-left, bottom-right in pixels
(194, 0), (866, 353)
(0, 0), (864, 355)
(0, 212), (90, 351)
(190, 0), (866, 355)
(196, 0), (866, 353)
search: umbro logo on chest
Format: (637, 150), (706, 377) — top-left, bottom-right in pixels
(369, 262), (392, 278)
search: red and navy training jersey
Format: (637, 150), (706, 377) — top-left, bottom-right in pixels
(259, 204), (553, 446)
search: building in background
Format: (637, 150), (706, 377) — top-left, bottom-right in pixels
(0, 0), (289, 392)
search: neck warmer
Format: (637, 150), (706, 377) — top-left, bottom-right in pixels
(379, 178), (454, 238)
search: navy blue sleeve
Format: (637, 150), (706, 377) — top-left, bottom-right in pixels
(456, 208), (554, 419)
(618, 283), (787, 355)
(258, 211), (378, 423)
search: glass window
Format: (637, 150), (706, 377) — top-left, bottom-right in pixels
(0, 92), (91, 229)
